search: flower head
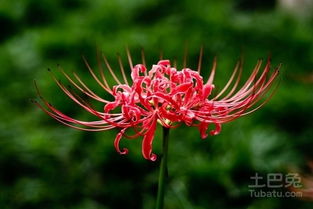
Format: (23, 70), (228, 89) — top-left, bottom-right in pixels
(33, 49), (280, 161)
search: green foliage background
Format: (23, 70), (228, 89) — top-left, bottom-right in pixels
(0, 0), (313, 208)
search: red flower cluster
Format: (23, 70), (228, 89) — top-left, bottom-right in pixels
(34, 51), (280, 161)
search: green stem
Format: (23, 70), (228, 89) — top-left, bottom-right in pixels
(156, 127), (170, 209)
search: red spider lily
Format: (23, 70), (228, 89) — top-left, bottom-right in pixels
(33, 49), (280, 161)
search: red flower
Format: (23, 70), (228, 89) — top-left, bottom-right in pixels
(34, 50), (280, 161)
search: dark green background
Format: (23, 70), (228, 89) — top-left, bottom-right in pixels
(1, 0), (313, 208)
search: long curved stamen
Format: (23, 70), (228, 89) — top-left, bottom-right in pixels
(126, 46), (133, 70)
(97, 50), (112, 91)
(82, 56), (113, 93)
(220, 59), (243, 100)
(197, 46), (204, 73)
(33, 84), (117, 130)
(213, 60), (241, 100)
(117, 53), (129, 85)
(207, 56), (217, 85)
(51, 68), (110, 103)
(72, 72), (110, 102)
(102, 54), (122, 85)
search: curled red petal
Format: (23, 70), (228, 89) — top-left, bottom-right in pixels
(199, 122), (209, 139)
(114, 128), (129, 155)
(210, 123), (221, 136)
(142, 116), (158, 161)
